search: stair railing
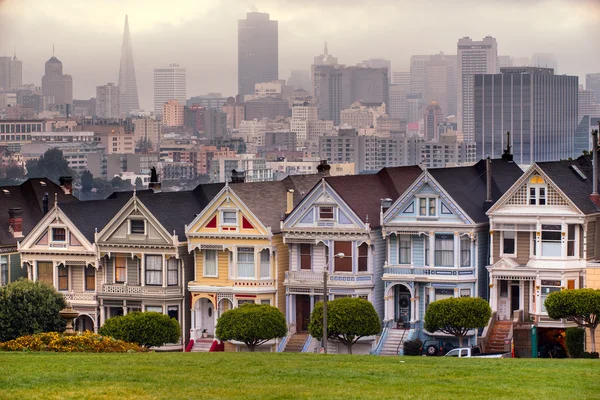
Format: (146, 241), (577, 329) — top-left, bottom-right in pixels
(276, 334), (291, 353)
(371, 320), (392, 355)
(478, 311), (497, 353)
(396, 328), (409, 356)
(301, 334), (314, 353)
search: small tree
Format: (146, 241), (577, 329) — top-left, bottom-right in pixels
(26, 148), (73, 183)
(308, 297), (381, 354)
(81, 170), (94, 193)
(545, 289), (600, 353)
(0, 279), (67, 342)
(135, 177), (144, 190)
(424, 297), (491, 347)
(215, 303), (287, 352)
(99, 312), (180, 348)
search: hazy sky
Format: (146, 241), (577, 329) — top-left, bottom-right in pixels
(1, 0), (599, 110)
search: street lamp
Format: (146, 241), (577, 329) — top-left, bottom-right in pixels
(322, 252), (345, 354)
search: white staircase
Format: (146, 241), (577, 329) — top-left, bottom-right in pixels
(326, 340), (339, 354)
(191, 338), (214, 352)
(380, 329), (409, 356)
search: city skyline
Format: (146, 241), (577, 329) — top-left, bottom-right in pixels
(0, 0), (599, 110)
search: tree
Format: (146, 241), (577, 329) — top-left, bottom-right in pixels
(215, 303), (287, 352)
(545, 289), (600, 353)
(98, 311), (180, 348)
(137, 138), (153, 154)
(424, 297), (491, 347)
(81, 170), (94, 193)
(0, 279), (67, 342)
(26, 148), (73, 183)
(308, 297), (381, 354)
(135, 177), (143, 190)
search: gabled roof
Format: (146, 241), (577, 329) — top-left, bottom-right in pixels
(325, 165), (423, 228)
(0, 178), (78, 247)
(428, 159), (523, 223)
(231, 174), (322, 234)
(536, 155), (599, 215)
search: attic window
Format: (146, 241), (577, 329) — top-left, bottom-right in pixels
(52, 228), (66, 242)
(130, 220), (145, 234)
(528, 175), (547, 206)
(319, 206), (334, 220)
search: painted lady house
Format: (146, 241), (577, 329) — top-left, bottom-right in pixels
(1, 177), (77, 287)
(185, 175), (319, 352)
(486, 155), (600, 357)
(378, 157), (522, 355)
(281, 167), (422, 354)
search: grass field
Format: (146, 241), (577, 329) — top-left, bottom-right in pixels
(0, 352), (596, 399)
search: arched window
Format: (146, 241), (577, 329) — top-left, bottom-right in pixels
(528, 175), (546, 205)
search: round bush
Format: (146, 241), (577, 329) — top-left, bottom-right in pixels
(0, 331), (148, 353)
(99, 311), (180, 348)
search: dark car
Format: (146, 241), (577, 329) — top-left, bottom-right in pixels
(422, 339), (455, 356)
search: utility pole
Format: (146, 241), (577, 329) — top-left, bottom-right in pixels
(323, 269), (328, 354)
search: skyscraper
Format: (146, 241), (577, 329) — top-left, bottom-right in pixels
(587, 73), (600, 104)
(424, 101), (443, 141)
(96, 83), (120, 119)
(409, 55), (431, 96)
(457, 36), (498, 141)
(362, 58), (391, 83)
(153, 64), (186, 117)
(118, 15), (140, 117)
(0, 51), (22, 91)
(474, 67), (578, 164)
(238, 12), (278, 97)
(41, 53), (73, 114)
(424, 53), (456, 118)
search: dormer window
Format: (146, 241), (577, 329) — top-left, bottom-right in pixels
(130, 220), (145, 234)
(52, 228), (66, 242)
(528, 175), (546, 205)
(319, 206), (334, 220)
(222, 210), (237, 226)
(418, 198), (437, 217)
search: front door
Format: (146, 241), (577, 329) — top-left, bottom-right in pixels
(296, 295), (311, 331)
(202, 299), (215, 336)
(510, 284), (520, 316)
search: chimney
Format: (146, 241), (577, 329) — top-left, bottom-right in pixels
(484, 157), (493, 211)
(317, 160), (331, 177)
(59, 176), (73, 195)
(286, 189), (294, 214)
(231, 169), (246, 183)
(591, 129), (600, 207)
(8, 208), (23, 238)
(381, 198), (393, 213)
(42, 193), (49, 215)
(501, 131), (513, 162)
(149, 166), (162, 193)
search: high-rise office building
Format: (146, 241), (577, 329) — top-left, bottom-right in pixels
(238, 12), (278, 97)
(531, 53), (558, 72)
(362, 58), (391, 83)
(424, 101), (443, 141)
(0, 53), (22, 90)
(474, 67), (578, 164)
(424, 53), (456, 117)
(41, 53), (73, 114)
(457, 36), (498, 141)
(578, 86), (600, 124)
(118, 15), (140, 117)
(287, 70), (310, 91)
(96, 83), (120, 119)
(587, 73), (600, 104)
(498, 55), (513, 68)
(154, 64), (186, 117)
(409, 55), (431, 96)
(133, 117), (162, 151)
(162, 99), (184, 127)
(392, 70), (410, 87)
(389, 84), (408, 121)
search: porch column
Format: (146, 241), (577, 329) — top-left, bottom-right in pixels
(414, 283), (420, 322)
(162, 254), (167, 288)
(490, 277), (498, 313)
(190, 308), (195, 340)
(99, 302), (105, 326)
(140, 256), (145, 287)
(123, 300), (127, 316)
(410, 295), (416, 323)
(428, 233), (435, 266)
(310, 294), (314, 311)
(384, 291), (391, 321)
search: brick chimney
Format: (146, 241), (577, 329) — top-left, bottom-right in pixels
(8, 208), (23, 238)
(317, 160), (331, 177)
(59, 176), (73, 195)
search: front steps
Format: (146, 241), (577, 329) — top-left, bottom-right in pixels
(380, 329), (409, 356)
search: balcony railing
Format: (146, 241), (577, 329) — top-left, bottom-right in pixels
(63, 292), (97, 302)
(383, 265), (475, 279)
(100, 284), (183, 297)
(285, 271), (373, 286)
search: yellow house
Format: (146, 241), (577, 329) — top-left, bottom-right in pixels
(586, 266), (600, 351)
(185, 175), (320, 351)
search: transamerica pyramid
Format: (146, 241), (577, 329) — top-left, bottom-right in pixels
(118, 15), (140, 117)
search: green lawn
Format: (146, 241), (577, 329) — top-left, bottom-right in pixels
(0, 352), (596, 399)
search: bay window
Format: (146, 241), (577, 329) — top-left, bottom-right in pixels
(0, 256), (7, 286)
(334, 241), (352, 272)
(58, 265), (68, 291)
(204, 250), (217, 277)
(434, 234), (454, 267)
(567, 225), (576, 257)
(300, 244), (311, 270)
(237, 247), (255, 278)
(37, 262), (53, 285)
(145, 255), (163, 285)
(399, 236), (411, 264)
(85, 266), (95, 291)
(460, 236), (471, 267)
(541, 281), (561, 313)
(425, 237), (430, 266)
(115, 257), (126, 283)
(541, 225), (561, 257)
(167, 258), (178, 286)
(260, 249), (270, 278)
(358, 243), (368, 272)
(435, 288), (454, 301)
(502, 231), (516, 255)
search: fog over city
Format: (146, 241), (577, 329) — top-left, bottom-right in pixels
(0, 0), (599, 109)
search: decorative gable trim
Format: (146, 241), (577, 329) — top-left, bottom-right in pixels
(486, 164), (583, 215)
(383, 171), (474, 225)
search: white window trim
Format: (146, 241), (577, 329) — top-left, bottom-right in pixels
(220, 209), (238, 227)
(236, 246), (256, 279)
(129, 219), (146, 235)
(318, 205), (335, 221)
(397, 236), (412, 265)
(416, 195), (439, 218)
(500, 231), (517, 258)
(49, 225), (67, 243)
(203, 250), (218, 278)
(527, 185), (547, 206)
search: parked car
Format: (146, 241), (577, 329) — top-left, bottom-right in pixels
(422, 340), (455, 356)
(444, 347), (511, 358)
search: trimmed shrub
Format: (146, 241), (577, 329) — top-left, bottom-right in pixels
(99, 312), (180, 348)
(565, 327), (585, 358)
(403, 339), (423, 356)
(216, 304), (287, 352)
(309, 298), (381, 355)
(0, 331), (148, 352)
(0, 279), (67, 342)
